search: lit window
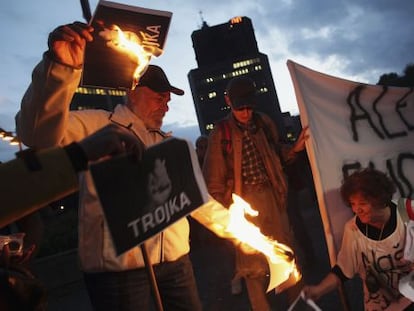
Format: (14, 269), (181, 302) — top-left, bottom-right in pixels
(232, 58), (261, 69)
(208, 92), (217, 99)
(230, 17), (243, 24)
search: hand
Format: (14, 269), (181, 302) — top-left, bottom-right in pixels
(78, 124), (145, 161)
(1, 243), (36, 268)
(302, 285), (321, 301)
(47, 21), (94, 68)
(292, 126), (309, 153)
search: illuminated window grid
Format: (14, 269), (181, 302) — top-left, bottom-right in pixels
(75, 87), (126, 97)
(204, 58), (262, 84)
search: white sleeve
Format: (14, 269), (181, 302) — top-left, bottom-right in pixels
(404, 221), (414, 262)
(336, 220), (359, 278)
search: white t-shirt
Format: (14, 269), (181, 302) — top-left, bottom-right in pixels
(337, 207), (412, 310)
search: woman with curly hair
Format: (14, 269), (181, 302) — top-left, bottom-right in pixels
(303, 168), (414, 310)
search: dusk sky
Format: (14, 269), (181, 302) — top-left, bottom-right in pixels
(0, 0), (413, 161)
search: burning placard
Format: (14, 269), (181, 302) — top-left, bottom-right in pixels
(192, 194), (302, 292)
(81, 0), (172, 89)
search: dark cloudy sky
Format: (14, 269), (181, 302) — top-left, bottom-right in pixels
(0, 0), (413, 161)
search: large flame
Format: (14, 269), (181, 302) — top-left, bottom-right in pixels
(227, 194), (294, 263)
(192, 194), (301, 292)
(98, 25), (159, 89)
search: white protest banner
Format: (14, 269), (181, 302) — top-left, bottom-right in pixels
(287, 60), (414, 264)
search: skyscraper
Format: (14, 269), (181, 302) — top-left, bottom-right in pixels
(188, 16), (286, 138)
(70, 87), (126, 111)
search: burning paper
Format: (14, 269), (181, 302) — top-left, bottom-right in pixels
(81, 1), (172, 89)
(192, 194), (301, 292)
(97, 24), (153, 87)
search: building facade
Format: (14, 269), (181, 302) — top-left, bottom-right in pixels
(188, 16), (286, 138)
(70, 87), (126, 111)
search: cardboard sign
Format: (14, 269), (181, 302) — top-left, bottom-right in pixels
(82, 0), (172, 89)
(91, 137), (208, 255)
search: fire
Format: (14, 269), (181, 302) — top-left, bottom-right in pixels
(226, 194), (301, 291)
(98, 24), (159, 89)
(192, 194), (302, 292)
(228, 194), (293, 263)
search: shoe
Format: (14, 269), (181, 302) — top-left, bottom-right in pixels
(231, 277), (242, 295)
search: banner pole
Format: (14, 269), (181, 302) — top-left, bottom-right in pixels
(80, 0), (92, 22)
(141, 242), (164, 311)
(338, 283), (351, 311)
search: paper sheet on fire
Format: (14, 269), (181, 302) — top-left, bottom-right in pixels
(82, 0), (172, 89)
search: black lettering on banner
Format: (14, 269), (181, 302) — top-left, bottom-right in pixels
(342, 162), (362, 178)
(347, 85), (384, 142)
(396, 88), (414, 131)
(386, 154), (414, 198)
(347, 85), (414, 142)
(341, 152), (414, 198)
(396, 153), (414, 198)
(374, 86), (407, 139)
(386, 160), (405, 197)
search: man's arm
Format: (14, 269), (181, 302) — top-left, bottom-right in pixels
(0, 124), (144, 228)
(16, 22), (94, 148)
(202, 128), (231, 207)
(258, 113), (309, 164)
(283, 126), (309, 163)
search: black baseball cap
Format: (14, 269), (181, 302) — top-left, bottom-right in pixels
(138, 65), (184, 96)
(226, 77), (257, 109)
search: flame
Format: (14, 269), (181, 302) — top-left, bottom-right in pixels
(226, 194), (301, 291)
(98, 25), (158, 89)
(228, 195), (290, 262)
(191, 194), (302, 291)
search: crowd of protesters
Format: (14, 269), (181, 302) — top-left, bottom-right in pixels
(1, 19), (412, 311)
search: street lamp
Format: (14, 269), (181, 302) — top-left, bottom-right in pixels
(2, 132), (14, 141)
(0, 128), (23, 151)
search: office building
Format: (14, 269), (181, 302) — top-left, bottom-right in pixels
(188, 16), (286, 138)
(70, 86), (126, 111)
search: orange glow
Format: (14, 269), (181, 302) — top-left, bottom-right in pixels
(230, 16), (243, 24)
(99, 25), (160, 89)
(227, 195), (293, 262)
(192, 194), (301, 291)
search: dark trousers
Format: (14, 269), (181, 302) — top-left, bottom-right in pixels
(83, 254), (202, 311)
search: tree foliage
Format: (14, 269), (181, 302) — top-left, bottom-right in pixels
(377, 63), (414, 87)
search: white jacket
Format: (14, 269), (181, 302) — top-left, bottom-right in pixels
(16, 55), (190, 272)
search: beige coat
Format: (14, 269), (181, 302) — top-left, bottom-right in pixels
(16, 55), (190, 272)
